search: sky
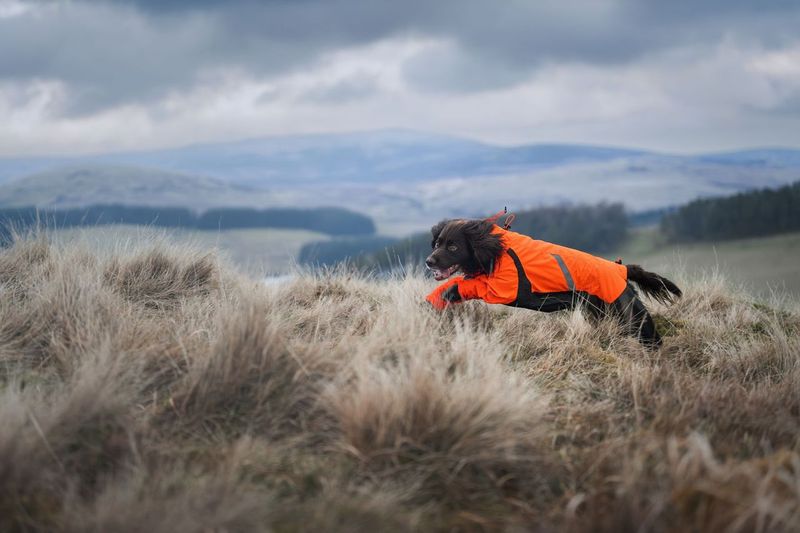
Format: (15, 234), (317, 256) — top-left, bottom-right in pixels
(1, 0), (800, 156)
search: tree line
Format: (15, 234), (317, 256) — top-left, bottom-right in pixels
(0, 204), (375, 244)
(660, 180), (800, 242)
(298, 235), (399, 266)
(301, 202), (629, 269)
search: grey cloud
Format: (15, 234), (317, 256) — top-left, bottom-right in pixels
(255, 87), (281, 105)
(1, 1), (387, 115)
(3, 0), (800, 111)
(402, 45), (532, 93)
(1, 3), (223, 114)
(400, 0), (800, 92)
(753, 91), (800, 117)
(298, 73), (380, 104)
(126, 0), (800, 65)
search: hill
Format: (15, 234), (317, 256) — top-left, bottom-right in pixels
(2, 130), (799, 235)
(0, 164), (272, 209)
(1, 235), (798, 531)
(0, 130), (649, 186)
(3, 130), (799, 188)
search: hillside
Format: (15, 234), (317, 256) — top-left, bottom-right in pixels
(1, 235), (799, 531)
(0, 164), (274, 210)
(3, 130), (799, 187)
(2, 130), (799, 235)
(661, 180), (800, 242)
(616, 228), (800, 299)
(0, 130), (649, 186)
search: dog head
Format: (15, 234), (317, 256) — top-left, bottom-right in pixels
(425, 219), (504, 280)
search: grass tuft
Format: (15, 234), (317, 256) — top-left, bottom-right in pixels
(0, 233), (798, 531)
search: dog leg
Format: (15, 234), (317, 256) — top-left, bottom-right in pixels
(579, 294), (607, 321)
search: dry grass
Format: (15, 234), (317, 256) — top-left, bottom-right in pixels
(0, 233), (798, 532)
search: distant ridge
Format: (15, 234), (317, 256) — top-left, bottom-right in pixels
(0, 164), (265, 209)
(2, 129), (799, 186)
(0, 129), (660, 185)
(2, 130), (799, 235)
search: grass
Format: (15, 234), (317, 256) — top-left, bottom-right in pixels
(1, 231), (799, 532)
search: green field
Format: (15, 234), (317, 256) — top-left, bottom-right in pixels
(50, 225), (328, 276)
(614, 228), (800, 299)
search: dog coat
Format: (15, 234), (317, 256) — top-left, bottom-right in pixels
(426, 225), (628, 311)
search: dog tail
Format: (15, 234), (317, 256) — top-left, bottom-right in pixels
(626, 264), (682, 305)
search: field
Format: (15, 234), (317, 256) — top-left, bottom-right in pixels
(616, 229), (800, 299)
(1, 234), (799, 532)
(51, 225), (328, 276)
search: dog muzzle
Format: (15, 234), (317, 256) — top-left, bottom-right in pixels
(429, 264), (459, 281)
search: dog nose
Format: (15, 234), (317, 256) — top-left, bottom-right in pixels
(425, 257), (435, 268)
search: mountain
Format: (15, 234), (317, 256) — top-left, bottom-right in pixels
(0, 130), (650, 187)
(0, 164), (274, 210)
(695, 148), (800, 167)
(1, 130), (799, 235)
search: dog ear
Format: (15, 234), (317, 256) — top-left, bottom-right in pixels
(462, 220), (503, 275)
(430, 220), (448, 248)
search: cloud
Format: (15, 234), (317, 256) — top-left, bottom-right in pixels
(0, 0), (32, 18)
(3, 0), (799, 111)
(401, 40), (532, 93)
(1, 3), (218, 114)
(1, 0), (799, 154)
(298, 72), (380, 104)
(0, 0), (398, 115)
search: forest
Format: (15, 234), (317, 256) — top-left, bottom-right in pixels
(661, 180), (800, 242)
(0, 204), (375, 244)
(301, 203), (629, 269)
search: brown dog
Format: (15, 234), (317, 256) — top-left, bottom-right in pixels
(425, 219), (681, 347)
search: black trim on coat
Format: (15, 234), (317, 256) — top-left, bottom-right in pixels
(505, 248), (588, 313)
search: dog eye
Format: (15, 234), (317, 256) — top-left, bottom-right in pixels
(447, 245), (458, 252)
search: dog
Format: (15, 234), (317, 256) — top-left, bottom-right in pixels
(424, 218), (682, 347)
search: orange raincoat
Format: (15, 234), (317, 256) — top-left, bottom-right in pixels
(426, 225), (628, 311)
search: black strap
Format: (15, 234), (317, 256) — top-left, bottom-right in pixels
(506, 248), (531, 295)
(506, 248), (577, 313)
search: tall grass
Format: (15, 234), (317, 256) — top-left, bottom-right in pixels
(0, 233), (798, 531)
